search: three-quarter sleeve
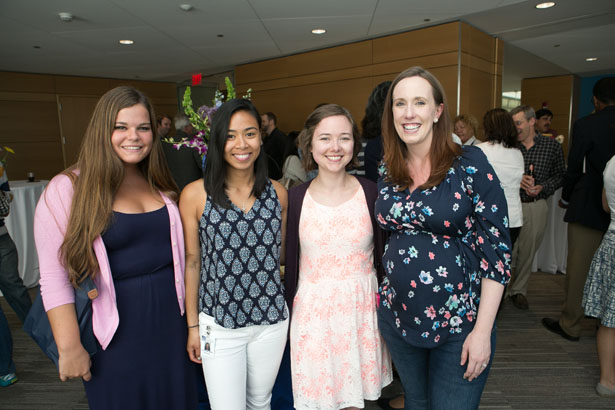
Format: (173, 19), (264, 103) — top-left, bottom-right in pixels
(34, 174), (76, 311)
(466, 151), (512, 285)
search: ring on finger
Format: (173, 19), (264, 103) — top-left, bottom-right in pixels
(481, 363), (488, 368)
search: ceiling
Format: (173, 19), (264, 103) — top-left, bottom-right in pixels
(1, 0), (613, 92)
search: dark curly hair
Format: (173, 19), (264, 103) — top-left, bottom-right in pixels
(361, 81), (392, 140)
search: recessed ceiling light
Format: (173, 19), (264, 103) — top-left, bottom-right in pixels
(311, 29), (326, 35)
(58, 12), (73, 22)
(119, 40), (134, 45)
(535, 2), (556, 9)
(585, 57), (598, 62)
(179, 4), (193, 12)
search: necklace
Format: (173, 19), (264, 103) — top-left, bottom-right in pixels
(226, 184), (252, 212)
(239, 193), (253, 213)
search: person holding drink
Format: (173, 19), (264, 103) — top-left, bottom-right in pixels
(506, 105), (565, 310)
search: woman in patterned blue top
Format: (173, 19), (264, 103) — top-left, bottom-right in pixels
(180, 99), (289, 409)
(375, 67), (511, 410)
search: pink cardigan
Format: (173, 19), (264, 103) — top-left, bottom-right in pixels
(34, 174), (186, 350)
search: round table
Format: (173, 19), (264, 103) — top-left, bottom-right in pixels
(4, 180), (48, 289)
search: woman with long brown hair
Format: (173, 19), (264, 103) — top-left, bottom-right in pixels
(34, 86), (197, 409)
(375, 67), (511, 409)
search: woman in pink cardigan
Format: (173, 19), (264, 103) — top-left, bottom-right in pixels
(34, 86), (197, 409)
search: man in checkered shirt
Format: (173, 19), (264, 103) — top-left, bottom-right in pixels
(506, 105), (565, 310)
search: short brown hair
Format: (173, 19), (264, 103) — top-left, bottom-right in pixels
(297, 104), (362, 171)
(263, 111), (277, 125)
(381, 66), (461, 190)
(156, 114), (172, 126)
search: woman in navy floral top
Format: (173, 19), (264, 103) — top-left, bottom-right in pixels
(375, 67), (511, 410)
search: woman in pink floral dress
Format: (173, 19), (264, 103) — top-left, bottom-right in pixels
(284, 104), (392, 409)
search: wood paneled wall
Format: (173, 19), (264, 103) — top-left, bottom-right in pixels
(0, 72), (178, 180)
(235, 22), (502, 140)
(459, 24), (503, 139)
(521, 74), (579, 156)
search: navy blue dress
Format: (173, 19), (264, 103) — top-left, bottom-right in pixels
(84, 206), (197, 410)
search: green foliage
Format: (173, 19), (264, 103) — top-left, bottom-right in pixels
(182, 86), (208, 131)
(175, 76), (253, 152)
(225, 77), (236, 99)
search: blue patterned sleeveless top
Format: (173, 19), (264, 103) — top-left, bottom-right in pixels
(198, 180), (288, 329)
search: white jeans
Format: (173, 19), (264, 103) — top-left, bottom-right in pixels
(198, 312), (288, 410)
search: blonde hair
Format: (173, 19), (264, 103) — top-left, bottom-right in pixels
(60, 86), (177, 286)
(453, 114), (479, 138)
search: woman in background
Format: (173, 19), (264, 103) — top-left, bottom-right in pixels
(454, 114), (480, 146)
(478, 108), (524, 246)
(34, 86), (197, 409)
(280, 130), (307, 188)
(582, 154), (615, 398)
(362, 81), (392, 183)
(375, 66), (511, 409)
(285, 104), (392, 410)
(181, 99), (288, 410)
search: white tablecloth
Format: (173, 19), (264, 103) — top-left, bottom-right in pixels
(4, 180), (48, 289)
(532, 187), (568, 274)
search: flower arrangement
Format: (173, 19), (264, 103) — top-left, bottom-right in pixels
(0, 146), (14, 165)
(164, 77), (252, 157)
(0, 146), (15, 176)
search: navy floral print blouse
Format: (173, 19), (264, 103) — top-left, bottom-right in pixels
(375, 146), (511, 348)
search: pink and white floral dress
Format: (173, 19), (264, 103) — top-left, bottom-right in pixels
(290, 187), (392, 410)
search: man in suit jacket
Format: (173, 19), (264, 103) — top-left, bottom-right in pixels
(156, 114), (173, 139)
(261, 112), (286, 180)
(543, 77), (615, 341)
